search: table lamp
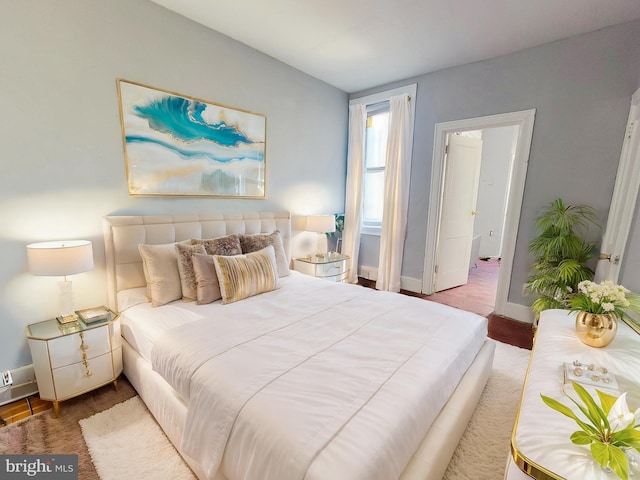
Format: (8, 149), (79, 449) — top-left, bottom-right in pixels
(26, 240), (94, 323)
(305, 215), (336, 257)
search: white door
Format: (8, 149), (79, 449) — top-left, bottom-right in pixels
(434, 134), (483, 291)
(595, 88), (640, 283)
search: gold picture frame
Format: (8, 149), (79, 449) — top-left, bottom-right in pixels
(117, 79), (266, 198)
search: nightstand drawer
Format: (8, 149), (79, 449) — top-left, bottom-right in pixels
(48, 326), (110, 369)
(52, 350), (116, 400)
(316, 260), (347, 277)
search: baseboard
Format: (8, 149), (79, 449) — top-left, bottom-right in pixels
(501, 302), (534, 324)
(400, 276), (422, 293)
(358, 265), (422, 293)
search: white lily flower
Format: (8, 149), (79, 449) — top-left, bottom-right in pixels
(608, 392), (635, 431)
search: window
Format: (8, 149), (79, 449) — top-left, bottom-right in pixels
(349, 83), (416, 236)
(362, 106), (389, 233)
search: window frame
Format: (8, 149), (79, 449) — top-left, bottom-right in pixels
(349, 84), (417, 236)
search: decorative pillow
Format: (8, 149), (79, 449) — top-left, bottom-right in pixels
(239, 230), (290, 277)
(138, 243), (183, 307)
(175, 243), (206, 301)
(213, 245), (278, 305)
(193, 234), (242, 256)
(192, 253), (222, 305)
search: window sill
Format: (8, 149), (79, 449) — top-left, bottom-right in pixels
(361, 225), (381, 236)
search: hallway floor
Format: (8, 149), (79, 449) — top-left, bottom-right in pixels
(426, 258), (500, 317)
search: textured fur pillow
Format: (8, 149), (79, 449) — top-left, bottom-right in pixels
(175, 243), (206, 301)
(239, 230), (290, 277)
(193, 234), (242, 256)
(192, 253), (222, 305)
(213, 246), (278, 304)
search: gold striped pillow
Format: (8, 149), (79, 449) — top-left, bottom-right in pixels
(212, 245), (278, 304)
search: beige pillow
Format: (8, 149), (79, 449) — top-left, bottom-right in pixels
(193, 234), (242, 256)
(138, 243), (183, 307)
(213, 246), (278, 305)
(175, 243), (207, 301)
(192, 253), (222, 305)
(239, 230), (290, 277)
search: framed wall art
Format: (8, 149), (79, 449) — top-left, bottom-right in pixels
(117, 79), (266, 197)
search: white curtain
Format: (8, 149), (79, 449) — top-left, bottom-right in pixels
(376, 94), (412, 292)
(343, 104), (367, 283)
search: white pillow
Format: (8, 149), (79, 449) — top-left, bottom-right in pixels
(139, 243), (182, 307)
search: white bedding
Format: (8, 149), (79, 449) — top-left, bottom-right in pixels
(120, 272), (487, 480)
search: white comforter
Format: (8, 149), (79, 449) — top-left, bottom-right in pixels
(149, 274), (487, 480)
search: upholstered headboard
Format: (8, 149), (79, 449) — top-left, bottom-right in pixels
(103, 211), (292, 312)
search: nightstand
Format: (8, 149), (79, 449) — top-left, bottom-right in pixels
(293, 253), (350, 282)
(26, 307), (122, 417)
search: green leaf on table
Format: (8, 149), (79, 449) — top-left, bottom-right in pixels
(611, 428), (640, 449)
(570, 430), (593, 445)
(597, 389), (619, 416)
(591, 442), (629, 480)
(572, 381), (609, 431)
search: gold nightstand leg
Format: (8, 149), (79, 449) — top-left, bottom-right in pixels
(113, 378), (119, 391)
(52, 401), (60, 418)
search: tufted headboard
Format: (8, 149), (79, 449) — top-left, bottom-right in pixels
(103, 211), (291, 312)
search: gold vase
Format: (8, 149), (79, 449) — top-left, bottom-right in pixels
(575, 311), (618, 348)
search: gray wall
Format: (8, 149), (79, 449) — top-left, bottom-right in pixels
(0, 0), (348, 370)
(353, 20), (640, 308)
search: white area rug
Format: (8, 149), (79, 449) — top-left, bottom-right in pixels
(79, 341), (530, 480)
(79, 396), (196, 480)
(444, 341), (531, 480)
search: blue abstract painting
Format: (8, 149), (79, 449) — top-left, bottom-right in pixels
(117, 80), (266, 197)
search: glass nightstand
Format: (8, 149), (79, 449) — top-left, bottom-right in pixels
(293, 253), (350, 282)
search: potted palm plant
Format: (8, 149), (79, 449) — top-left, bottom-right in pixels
(525, 198), (599, 318)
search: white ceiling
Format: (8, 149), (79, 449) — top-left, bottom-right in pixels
(150, 0), (640, 93)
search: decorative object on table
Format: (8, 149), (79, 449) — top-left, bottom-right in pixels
(305, 215), (336, 257)
(77, 306), (111, 325)
(541, 381), (640, 480)
(563, 361), (618, 390)
(524, 198), (599, 319)
(570, 280), (640, 347)
(26, 240), (94, 324)
(117, 79), (266, 198)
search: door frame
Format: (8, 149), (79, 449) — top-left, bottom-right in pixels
(595, 88), (640, 283)
(422, 109), (536, 320)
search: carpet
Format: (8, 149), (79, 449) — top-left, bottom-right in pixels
(0, 379), (137, 479)
(0, 341), (530, 480)
(80, 396), (195, 480)
(443, 341), (531, 480)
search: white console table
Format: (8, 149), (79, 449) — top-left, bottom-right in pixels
(505, 309), (640, 480)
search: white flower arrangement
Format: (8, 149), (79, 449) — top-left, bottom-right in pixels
(569, 280), (640, 320)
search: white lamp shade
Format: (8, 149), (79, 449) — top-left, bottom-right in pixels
(306, 215), (336, 233)
(27, 240), (94, 276)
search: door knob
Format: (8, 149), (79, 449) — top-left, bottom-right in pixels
(471, 210), (479, 216)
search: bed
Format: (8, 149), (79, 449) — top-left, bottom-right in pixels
(103, 211), (495, 480)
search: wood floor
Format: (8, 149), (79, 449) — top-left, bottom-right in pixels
(0, 395), (52, 426)
(360, 258), (534, 350)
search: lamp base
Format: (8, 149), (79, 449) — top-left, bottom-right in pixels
(58, 280), (77, 323)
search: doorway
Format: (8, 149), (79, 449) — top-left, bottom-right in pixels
(423, 109), (536, 320)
